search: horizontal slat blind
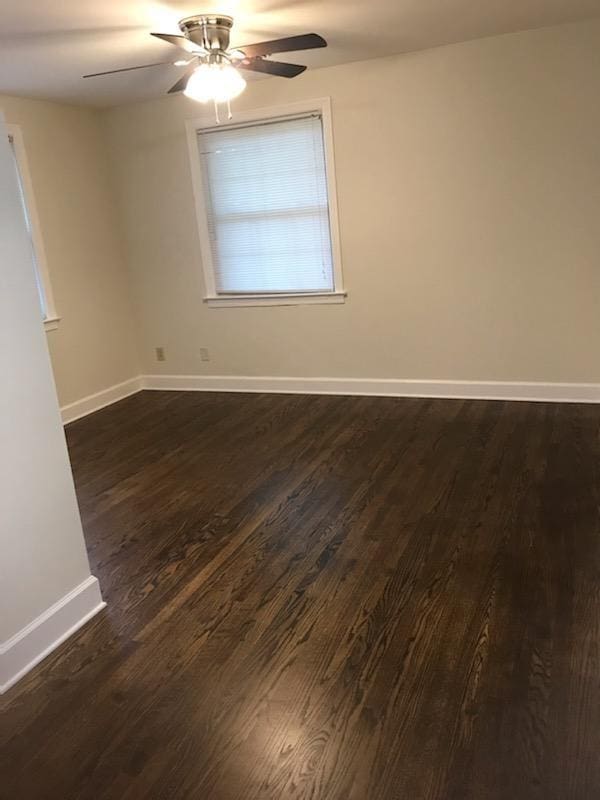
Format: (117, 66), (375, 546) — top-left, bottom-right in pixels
(9, 137), (47, 317)
(197, 114), (334, 294)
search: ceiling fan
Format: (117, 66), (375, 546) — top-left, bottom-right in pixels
(84, 14), (327, 113)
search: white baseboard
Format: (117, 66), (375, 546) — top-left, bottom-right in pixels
(0, 576), (105, 694)
(141, 374), (600, 403)
(61, 376), (143, 424)
(57, 374), (600, 424)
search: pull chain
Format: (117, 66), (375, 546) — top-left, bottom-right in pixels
(212, 100), (233, 125)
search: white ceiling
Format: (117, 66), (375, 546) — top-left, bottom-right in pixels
(1, 0), (600, 107)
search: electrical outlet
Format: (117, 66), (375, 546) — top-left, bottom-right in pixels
(155, 346), (166, 362)
(199, 347), (211, 362)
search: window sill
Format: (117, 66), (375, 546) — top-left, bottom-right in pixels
(204, 291), (346, 308)
(44, 316), (61, 332)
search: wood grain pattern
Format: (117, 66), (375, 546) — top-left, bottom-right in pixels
(1, 391), (600, 799)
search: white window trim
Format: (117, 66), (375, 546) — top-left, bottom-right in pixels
(185, 97), (345, 308)
(6, 123), (60, 332)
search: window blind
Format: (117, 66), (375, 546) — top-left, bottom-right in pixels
(9, 136), (47, 317)
(197, 114), (335, 295)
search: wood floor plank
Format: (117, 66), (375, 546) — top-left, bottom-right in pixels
(1, 392), (600, 799)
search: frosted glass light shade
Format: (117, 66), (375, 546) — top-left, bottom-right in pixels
(184, 63), (246, 103)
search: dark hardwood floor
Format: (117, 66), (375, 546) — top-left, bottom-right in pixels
(2, 390), (600, 799)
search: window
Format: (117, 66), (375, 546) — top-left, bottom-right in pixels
(187, 99), (344, 307)
(7, 124), (59, 331)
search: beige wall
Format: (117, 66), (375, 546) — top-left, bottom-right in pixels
(0, 95), (139, 407)
(103, 19), (600, 384)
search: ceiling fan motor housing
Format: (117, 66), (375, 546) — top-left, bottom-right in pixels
(179, 15), (234, 52)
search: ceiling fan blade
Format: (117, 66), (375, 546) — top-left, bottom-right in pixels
(151, 32), (203, 54)
(167, 62), (198, 94)
(236, 33), (326, 59)
(240, 59), (307, 78)
(83, 61), (173, 78)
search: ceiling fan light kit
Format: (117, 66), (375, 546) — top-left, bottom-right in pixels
(84, 13), (327, 122)
(184, 60), (247, 104)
